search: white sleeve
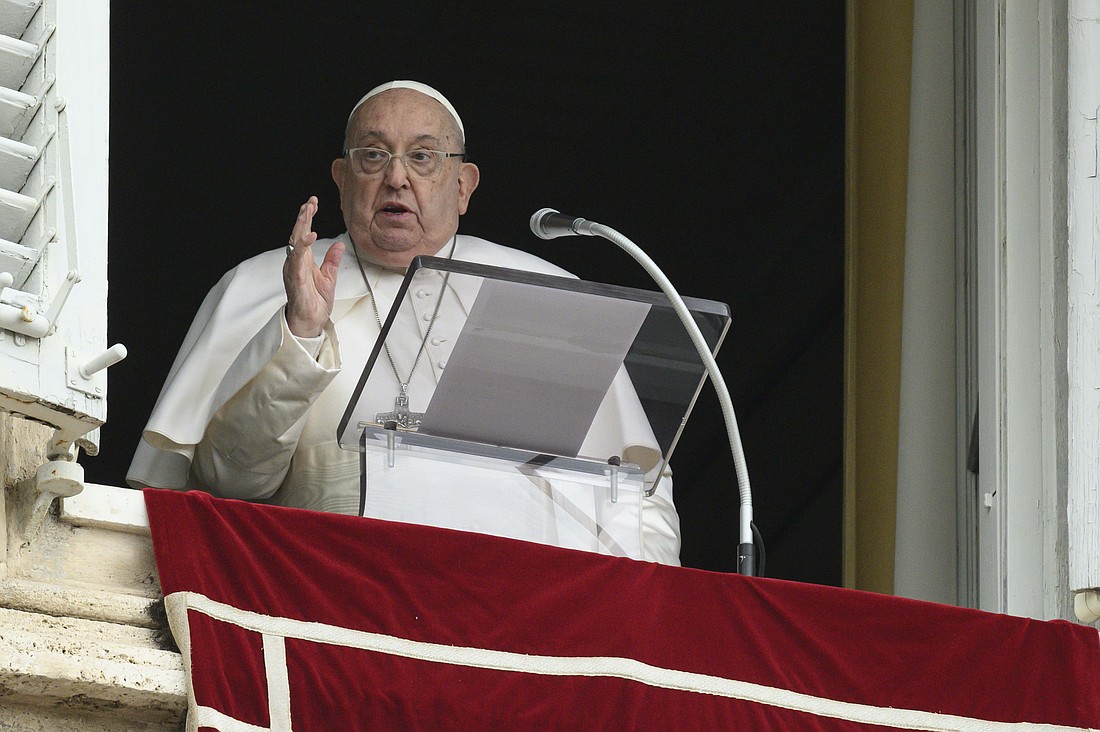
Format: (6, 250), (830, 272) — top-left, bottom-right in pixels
(190, 312), (340, 500)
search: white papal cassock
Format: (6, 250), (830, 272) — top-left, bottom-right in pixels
(127, 235), (680, 564)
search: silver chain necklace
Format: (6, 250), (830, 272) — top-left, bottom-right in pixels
(350, 234), (456, 429)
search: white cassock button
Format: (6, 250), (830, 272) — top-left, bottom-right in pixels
(416, 289), (431, 299)
(437, 359), (447, 369)
(431, 337), (446, 346)
(422, 312), (433, 322)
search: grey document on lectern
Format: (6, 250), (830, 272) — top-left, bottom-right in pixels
(417, 278), (651, 457)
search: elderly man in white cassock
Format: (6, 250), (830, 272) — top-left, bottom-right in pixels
(127, 81), (681, 565)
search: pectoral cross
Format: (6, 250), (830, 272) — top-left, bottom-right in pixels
(375, 383), (424, 429)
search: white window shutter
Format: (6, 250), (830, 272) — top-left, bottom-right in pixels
(0, 0), (114, 457)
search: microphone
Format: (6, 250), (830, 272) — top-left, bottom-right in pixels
(529, 208), (599, 239)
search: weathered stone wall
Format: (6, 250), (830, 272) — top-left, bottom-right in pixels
(0, 412), (185, 729)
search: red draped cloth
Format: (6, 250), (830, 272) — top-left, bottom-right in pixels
(145, 488), (1100, 731)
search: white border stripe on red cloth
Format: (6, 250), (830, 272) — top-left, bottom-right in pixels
(262, 634), (292, 731)
(192, 705), (270, 732)
(165, 591), (1099, 732)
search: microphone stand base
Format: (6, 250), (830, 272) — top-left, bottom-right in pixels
(737, 543), (756, 576)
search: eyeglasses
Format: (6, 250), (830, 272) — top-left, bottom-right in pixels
(343, 147), (466, 179)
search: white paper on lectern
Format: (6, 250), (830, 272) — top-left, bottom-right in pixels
(418, 278), (651, 457)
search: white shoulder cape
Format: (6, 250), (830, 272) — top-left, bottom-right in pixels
(127, 234), (574, 489)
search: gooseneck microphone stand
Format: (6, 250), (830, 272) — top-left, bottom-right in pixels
(530, 209), (757, 576)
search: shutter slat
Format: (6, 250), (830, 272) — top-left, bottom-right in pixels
(0, 0), (39, 40)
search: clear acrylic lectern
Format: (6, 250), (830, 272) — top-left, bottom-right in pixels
(337, 256), (731, 560)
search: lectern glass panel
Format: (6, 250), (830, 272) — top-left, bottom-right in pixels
(338, 256), (731, 559)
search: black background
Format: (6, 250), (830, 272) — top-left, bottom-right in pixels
(87, 1), (846, 583)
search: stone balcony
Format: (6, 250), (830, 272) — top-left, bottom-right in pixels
(0, 414), (185, 730)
